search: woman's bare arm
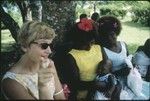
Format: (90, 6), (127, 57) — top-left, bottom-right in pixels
(2, 78), (35, 100)
(48, 60), (66, 100)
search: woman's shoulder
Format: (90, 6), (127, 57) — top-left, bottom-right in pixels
(2, 69), (38, 86)
(2, 76), (23, 88)
(1, 73), (26, 98)
(2, 71), (16, 80)
(2, 70), (38, 99)
(2, 77), (34, 99)
(92, 44), (102, 50)
(118, 41), (126, 46)
(93, 44), (101, 47)
(2, 65), (20, 84)
(119, 41), (129, 54)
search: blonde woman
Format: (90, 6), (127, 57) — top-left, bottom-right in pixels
(1, 21), (66, 100)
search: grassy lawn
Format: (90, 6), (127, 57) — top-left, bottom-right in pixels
(1, 30), (16, 52)
(118, 21), (150, 54)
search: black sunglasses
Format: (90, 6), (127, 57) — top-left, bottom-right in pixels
(31, 42), (53, 50)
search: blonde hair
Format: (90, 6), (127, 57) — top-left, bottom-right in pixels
(17, 21), (56, 47)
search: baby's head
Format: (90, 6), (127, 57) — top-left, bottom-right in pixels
(97, 59), (112, 74)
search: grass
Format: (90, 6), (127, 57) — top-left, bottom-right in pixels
(1, 30), (16, 52)
(118, 21), (150, 54)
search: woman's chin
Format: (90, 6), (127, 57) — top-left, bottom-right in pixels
(41, 57), (49, 61)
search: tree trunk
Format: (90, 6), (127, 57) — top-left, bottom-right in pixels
(42, 1), (76, 46)
(30, 0), (42, 22)
(16, 0), (32, 22)
(0, 5), (20, 42)
(94, 2), (96, 12)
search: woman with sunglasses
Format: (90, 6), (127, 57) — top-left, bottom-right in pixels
(1, 21), (65, 100)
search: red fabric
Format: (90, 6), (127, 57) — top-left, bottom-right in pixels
(78, 18), (93, 31)
(62, 84), (70, 99)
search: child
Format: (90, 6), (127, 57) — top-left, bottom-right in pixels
(62, 18), (106, 100)
(94, 60), (122, 100)
(133, 39), (150, 81)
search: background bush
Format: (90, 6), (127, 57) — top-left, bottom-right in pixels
(99, 4), (127, 19)
(131, 2), (150, 27)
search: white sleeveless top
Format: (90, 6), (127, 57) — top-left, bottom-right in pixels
(104, 41), (127, 72)
(2, 71), (55, 99)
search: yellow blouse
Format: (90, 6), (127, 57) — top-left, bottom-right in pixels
(69, 44), (103, 81)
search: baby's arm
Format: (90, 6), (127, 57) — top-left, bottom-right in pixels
(95, 80), (108, 92)
(112, 66), (131, 76)
(104, 75), (116, 98)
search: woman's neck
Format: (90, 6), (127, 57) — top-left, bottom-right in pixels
(74, 43), (92, 50)
(106, 41), (117, 49)
(106, 41), (122, 53)
(12, 54), (39, 74)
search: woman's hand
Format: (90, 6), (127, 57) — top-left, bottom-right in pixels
(38, 59), (56, 99)
(38, 59), (55, 87)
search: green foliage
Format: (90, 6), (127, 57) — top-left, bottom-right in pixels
(99, 4), (127, 19)
(131, 2), (150, 27)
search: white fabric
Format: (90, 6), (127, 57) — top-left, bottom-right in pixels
(94, 81), (150, 100)
(120, 88), (133, 100)
(94, 91), (108, 100)
(142, 81), (150, 100)
(120, 81), (150, 100)
(103, 42), (149, 100)
(127, 67), (144, 97)
(96, 73), (111, 82)
(96, 73), (117, 85)
(125, 55), (147, 99)
(104, 41), (127, 72)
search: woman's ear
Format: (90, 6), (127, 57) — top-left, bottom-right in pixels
(21, 46), (27, 52)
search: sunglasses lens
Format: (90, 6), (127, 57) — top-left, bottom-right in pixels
(41, 43), (49, 49)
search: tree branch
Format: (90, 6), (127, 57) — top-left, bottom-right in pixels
(0, 5), (20, 42)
